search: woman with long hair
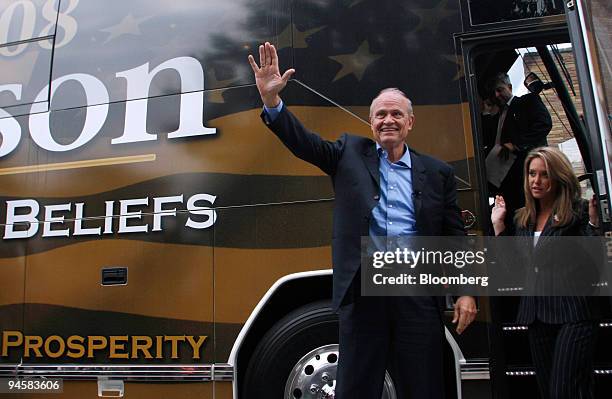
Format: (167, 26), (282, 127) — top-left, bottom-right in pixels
(491, 146), (601, 399)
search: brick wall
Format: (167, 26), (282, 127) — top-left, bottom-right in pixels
(522, 49), (586, 174)
(522, 49), (582, 148)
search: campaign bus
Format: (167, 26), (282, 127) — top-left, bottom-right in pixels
(0, 0), (610, 398)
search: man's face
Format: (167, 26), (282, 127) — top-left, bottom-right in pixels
(494, 82), (513, 105)
(370, 92), (414, 149)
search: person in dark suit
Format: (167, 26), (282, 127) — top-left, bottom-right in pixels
(488, 72), (553, 227)
(481, 97), (500, 158)
(491, 146), (602, 399)
(248, 42), (477, 399)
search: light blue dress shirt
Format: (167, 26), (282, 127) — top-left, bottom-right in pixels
(263, 101), (284, 122)
(369, 144), (417, 238)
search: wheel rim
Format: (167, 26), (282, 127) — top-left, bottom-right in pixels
(284, 344), (396, 399)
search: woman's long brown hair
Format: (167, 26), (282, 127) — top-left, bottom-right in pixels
(515, 147), (581, 228)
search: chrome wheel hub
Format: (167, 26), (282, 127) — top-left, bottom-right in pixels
(284, 344), (396, 399)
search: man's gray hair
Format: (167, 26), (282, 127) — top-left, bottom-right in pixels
(369, 88), (413, 117)
(492, 72), (512, 87)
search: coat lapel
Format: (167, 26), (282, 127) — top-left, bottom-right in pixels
(533, 215), (555, 251)
(410, 150), (426, 223)
(540, 215), (555, 235)
(362, 142), (379, 186)
(526, 220), (535, 236)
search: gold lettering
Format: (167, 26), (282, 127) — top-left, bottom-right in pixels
(1, 331), (23, 356)
(2, 332), (205, 360)
(87, 336), (108, 358)
(164, 336), (185, 359)
(66, 335), (85, 358)
(131, 336), (153, 359)
(109, 336), (129, 359)
(44, 335), (66, 358)
(185, 336), (207, 360)
(155, 336), (163, 359)
(24, 336), (43, 358)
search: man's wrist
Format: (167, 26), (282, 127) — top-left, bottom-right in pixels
(262, 99), (284, 123)
(262, 95), (282, 108)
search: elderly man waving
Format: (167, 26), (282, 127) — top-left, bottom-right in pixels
(249, 42), (476, 399)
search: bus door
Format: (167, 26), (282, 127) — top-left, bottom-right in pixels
(565, 0), (612, 229)
(458, 2), (612, 396)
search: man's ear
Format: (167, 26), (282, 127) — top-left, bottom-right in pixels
(408, 114), (415, 130)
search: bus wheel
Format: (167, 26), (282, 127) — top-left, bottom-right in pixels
(242, 300), (396, 398)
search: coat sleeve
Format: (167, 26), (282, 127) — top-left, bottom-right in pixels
(577, 199), (601, 237)
(442, 166), (466, 236)
(262, 105), (344, 176)
(514, 94), (553, 151)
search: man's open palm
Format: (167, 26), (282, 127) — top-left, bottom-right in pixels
(248, 42), (295, 107)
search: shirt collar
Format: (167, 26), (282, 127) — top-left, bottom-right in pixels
(376, 143), (411, 168)
(506, 95), (515, 106)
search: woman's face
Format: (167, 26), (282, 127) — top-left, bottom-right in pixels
(528, 157), (554, 202)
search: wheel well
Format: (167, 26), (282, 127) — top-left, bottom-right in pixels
(235, 273), (333, 397)
(234, 273), (461, 399)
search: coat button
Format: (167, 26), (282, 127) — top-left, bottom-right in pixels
(374, 195), (380, 200)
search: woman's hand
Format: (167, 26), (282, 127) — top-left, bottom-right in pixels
(589, 194), (600, 228)
(491, 195), (506, 236)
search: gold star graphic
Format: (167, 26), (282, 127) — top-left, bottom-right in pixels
(440, 54), (465, 81)
(277, 24), (325, 50)
(329, 41), (383, 82)
(408, 0), (456, 35)
(100, 14), (154, 44)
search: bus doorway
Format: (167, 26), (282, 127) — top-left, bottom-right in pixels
(461, 26), (612, 398)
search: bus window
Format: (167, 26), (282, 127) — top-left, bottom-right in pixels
(581, 0), (611, 120)
(468, 0), (565, 26)
(0, 38), (52, 112)
(0, 0), (59, 46)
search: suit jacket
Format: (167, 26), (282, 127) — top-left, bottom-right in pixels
(500, 92), (552, 154)
(263, 106), (465, 311)
(482, 112), (500, 158)
(512, 201), (606, 324)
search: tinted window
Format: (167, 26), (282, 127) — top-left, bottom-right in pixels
(0, 0), (58, 45)
(469, 0), (564, 25)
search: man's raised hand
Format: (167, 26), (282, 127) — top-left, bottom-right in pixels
(248, 42), (295, 108)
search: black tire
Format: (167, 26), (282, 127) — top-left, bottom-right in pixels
(242, 300), (339, 398)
